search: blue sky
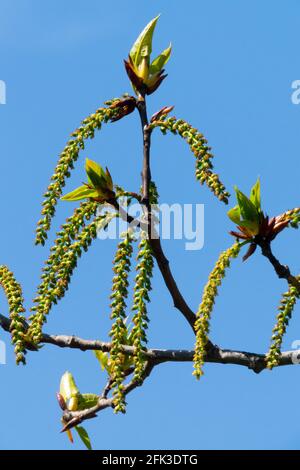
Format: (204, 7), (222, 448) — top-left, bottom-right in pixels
(1, 0), (300, 450)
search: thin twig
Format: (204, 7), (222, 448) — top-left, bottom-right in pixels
(258, 239), (300, 290)
(135, 97), (197, 332)
(62, 362), (155, 431)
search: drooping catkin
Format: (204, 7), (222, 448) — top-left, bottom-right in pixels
(149, 116), (229, 204)
(109, 234), (134, 413)
(35, 97), (124, 246)
(28, 212), (116, 343)
(131, 235), (154, 382)
(36, 201), (98, 294)
(193, 242), (241, 379)
(266, 279), (300, 369)
(0, 266), (26, 364)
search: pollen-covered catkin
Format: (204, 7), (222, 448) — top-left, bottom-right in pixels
(35, 98), (124, 245)
(29, 212), (116, 344)
(266, 278), (300, 369)
(0, 266), (27, 364)
(193, 243), (240, 379)
(109, 234), (134, 413)
(131, 235), (154, 382)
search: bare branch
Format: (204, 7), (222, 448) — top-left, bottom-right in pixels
(258, 239), (300, 289)
(1, 312), (298, 374)
(135, 98), (197, 332)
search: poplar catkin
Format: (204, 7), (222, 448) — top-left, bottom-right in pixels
(193, 243), (241, 379)
(35, 97), (124, 246)
(109, 234), (134, 413)
(131, 236), (154, 382)
(266, 278), (300, 369)
(29, 212), (116, 343)
(0, 266), (27, 364)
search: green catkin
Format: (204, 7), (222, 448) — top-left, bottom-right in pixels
(35, 97), (124, 246)
(109, 234), (134, 413)
(0, 266), (26, 364)
(131, 236), (154, 382)
(266, 278), (300, 369)
(193, 242), (241, 379)
(129, 182), (157, 382)
(29, 201), (98, 340)
(37, 201), (98, 294)
(149, 116), (230, 204)
(28, 212), (116, 344)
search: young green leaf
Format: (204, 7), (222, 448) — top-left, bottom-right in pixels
(75, 426), (92, 451)
(235, 187), (259, 222)
(61, 185), (99, 201)
(85, 158), (107, 189)
(77, 393), (99, 410)
(250, 178), (261, 212)
(150, 43), (172, 75)
(94, 350), (111, 373)
(130, 15), (160, 66)
(227, 205), (241, 225)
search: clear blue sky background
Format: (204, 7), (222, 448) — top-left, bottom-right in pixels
(1, 0), (300, 450)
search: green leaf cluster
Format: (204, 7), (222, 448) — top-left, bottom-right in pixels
(227, 179), (262, 236)
(61, 159), (114, 203)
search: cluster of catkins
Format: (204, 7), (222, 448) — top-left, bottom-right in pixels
(35, 97), (126, 246)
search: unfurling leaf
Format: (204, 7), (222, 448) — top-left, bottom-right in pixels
(130, 15), (160, 67)
(75, 426), (92, 450)
(61, 185), (99, 201)
(235, 187), (259, 224)
(61, 159), (115, 202)
(77, 393), (99, 410)
(125, 15), (171, 96)
(94, 350), (111, 373)
(250, 178), (261, 212)
(150, 43), (172, 75)
(85, 158), (107, 189)
(227, 205), (241, 225)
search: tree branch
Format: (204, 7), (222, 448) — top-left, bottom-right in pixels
(1, 312), (297, 374)
(258, 239), (300, 289)
(135, 98), (197, 332)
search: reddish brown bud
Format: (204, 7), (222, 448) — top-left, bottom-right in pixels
(242, 243), (257, 262)
(56, 392), (67, 411)
(109, 96), (137, 122)
(150, 105), (174, 123)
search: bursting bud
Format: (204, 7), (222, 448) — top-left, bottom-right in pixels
(227, 179), (290, 261)
(124, 15), (171, 96)
(109, 96), (137, 122)
(59, 371), (80, 412)
(61, 159), (115, 203)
